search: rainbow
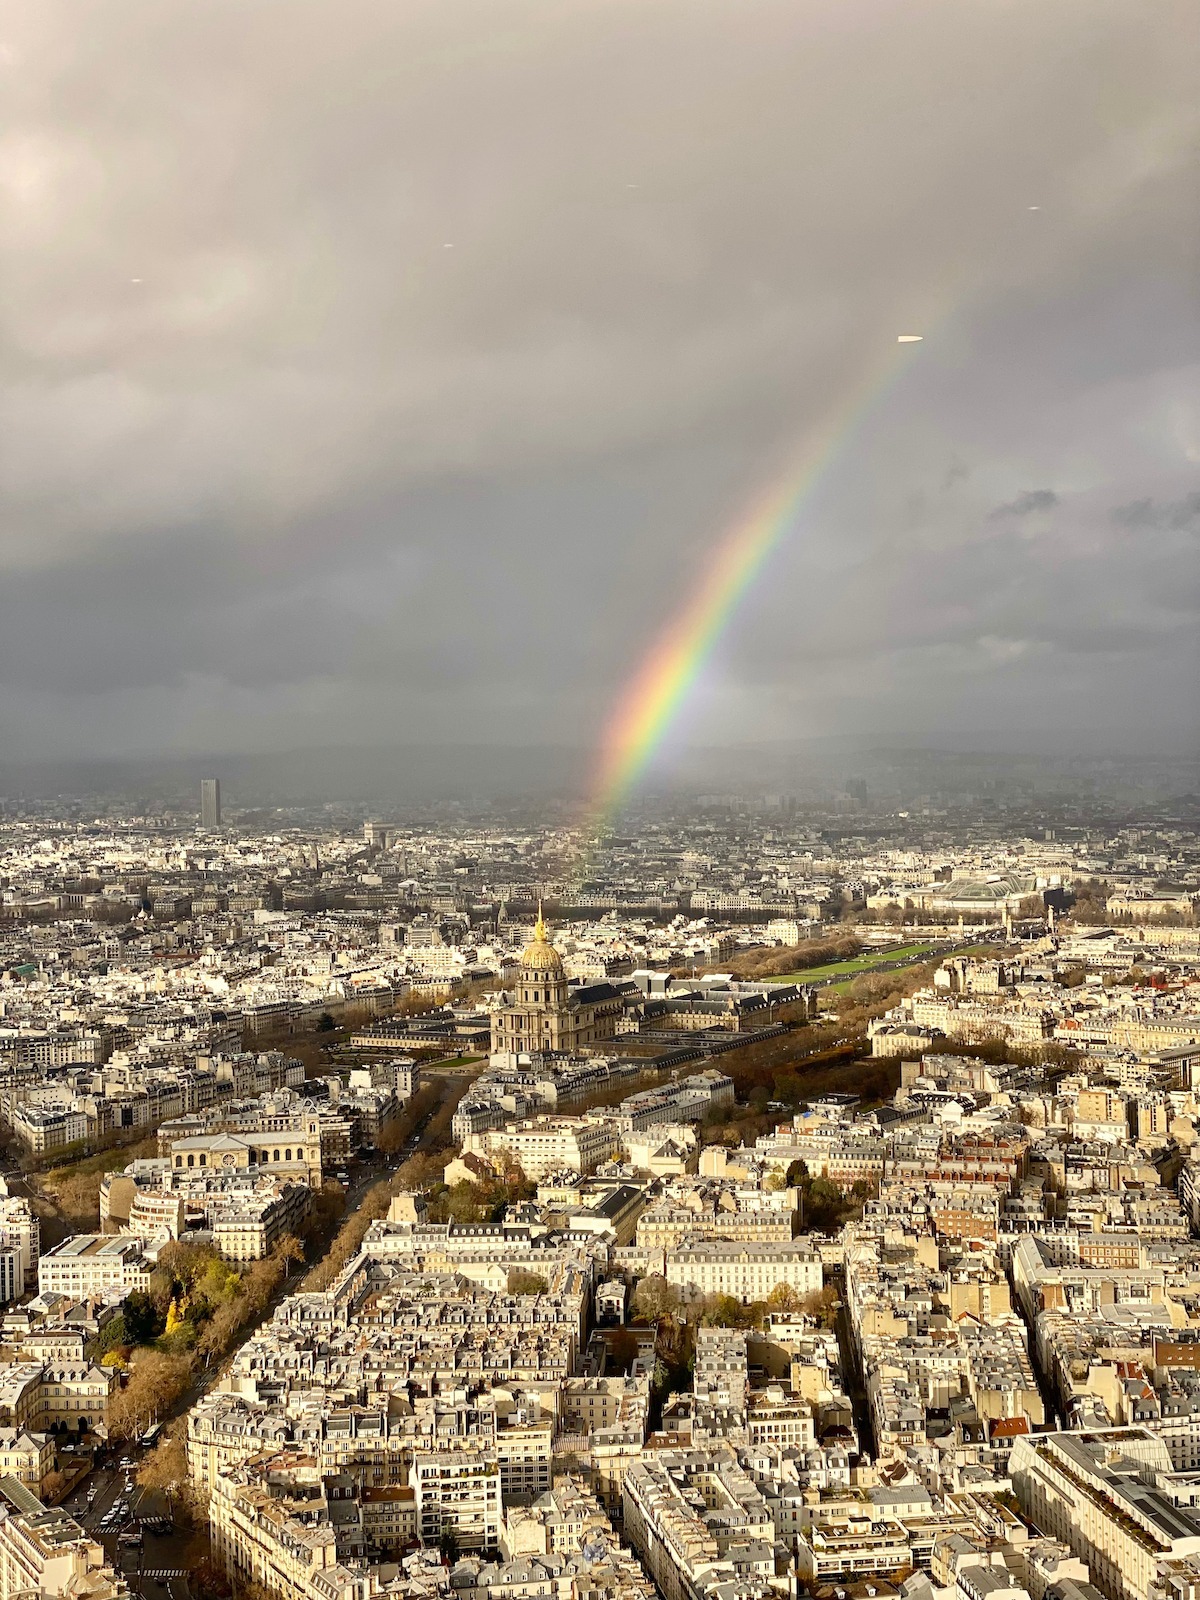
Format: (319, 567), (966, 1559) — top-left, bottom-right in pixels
(588, 340), (922, 824)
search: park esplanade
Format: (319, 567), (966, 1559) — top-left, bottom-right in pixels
(521, 907), (565, 974)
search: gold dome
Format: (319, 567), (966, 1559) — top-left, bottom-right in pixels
(521, 906), (565, 974)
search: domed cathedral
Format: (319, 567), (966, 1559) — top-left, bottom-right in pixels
(490, 908), (624, 1055)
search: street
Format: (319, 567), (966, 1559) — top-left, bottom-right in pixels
(62, 1451), (194, 1600)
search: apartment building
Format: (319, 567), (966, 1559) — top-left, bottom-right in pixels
(0, 1433), (52, 1493)
(0, 1182), (38, 1299)
(493, 1418), (554, 1502)
(500, 1474), (655, 1600)
(187, 1255), (589, 1494)
(745, 1387), (817, 1451)
(1011, 1430), (1200, 1600)
(103, 1160), (310, 1262)
(636, 1192), (796, 1251)
(209, 1183), (311, 1263)
(664, 1239), (822, 1304)
(8, 1102), (88, 1156)
(209, 1455), (422, 1600)
(0, 1363), (116, 1437)
(0, 1477), (122, 1600)
(622, 1450), (775, 1600)
(32, 1366), (115, 1436)
(794, 1509), (911, 1582)
(124, 1187), (187, 1240)
(464, 1116), (619, 1179)
(557, 1376), (650, 1511)
(410, 1452), (502, 1552)
(36, 1235), (153, 1299)
(608, 1073), (735, 1135)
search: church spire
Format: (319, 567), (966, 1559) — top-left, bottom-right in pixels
(534, 901), (548, 942)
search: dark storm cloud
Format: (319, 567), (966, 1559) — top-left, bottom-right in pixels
(1113, 493), (1200, 531)
(989, 490), (1059, 519)
(1, 0), (1197, 762)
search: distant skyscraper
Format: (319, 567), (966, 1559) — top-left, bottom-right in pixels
(200, 778), (222, 828)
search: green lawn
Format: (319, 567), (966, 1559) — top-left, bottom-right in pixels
(777, 938), (1003, 992)
(766, 941), (938, 985)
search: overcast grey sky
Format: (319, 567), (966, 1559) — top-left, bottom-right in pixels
(2, 0), (1197, 769)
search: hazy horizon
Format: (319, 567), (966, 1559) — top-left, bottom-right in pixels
(2, 738), (1197, 813)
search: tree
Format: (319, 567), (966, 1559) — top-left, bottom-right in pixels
(766, 1282), (804, 1313)
(41, 1469), (71, 1504)
(301, 1183), (347, 1245)
(158, 1299), (197, 1354)
(235, 1582), (276, 1600)
(158, 1239), (234, 1300)
(47, 1171), (104, 1228)
(109, 1351), (194, 1442)
(438, 1527), (460, 1564)
(90, 1313), (128, 1356)
(507, 1268), (548, 1295)
(375, 1120), (407, 1156)
(302, 1180), (393, 1291)
(393, 1151), (446, 1192)
(137, 1419), (190, 1511)
(194, 1254), (241, 1309)
(197, 1299), (244, 1362)
(123, 1290), (164, 1346)
(146, 1265), (176, 1314)
(795, 1170), (860, 1234)
(1069, 878), (1111, 926)
(774, 1073), (805, 1108)
(605, 1328), (639, 1372)
(631, 1275), (681, 1324)
(274, 1234), (304, 1274)
(496, 1151), (530, 1188)
(316, 1012), (336, 1032)
(700, 1294), (745, 1328)
(798, 1284), (841, 1330)
(670, 933), (862, 984)
(240, 1258), (279, 1318)
(429, 1180), (479, 1223)
(190, 1556), (232, 1600)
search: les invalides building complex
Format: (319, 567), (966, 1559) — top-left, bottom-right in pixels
(489, 910), (624, 1054)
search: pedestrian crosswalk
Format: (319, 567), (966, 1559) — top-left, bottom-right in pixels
(140, 1570), (187, 1579)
